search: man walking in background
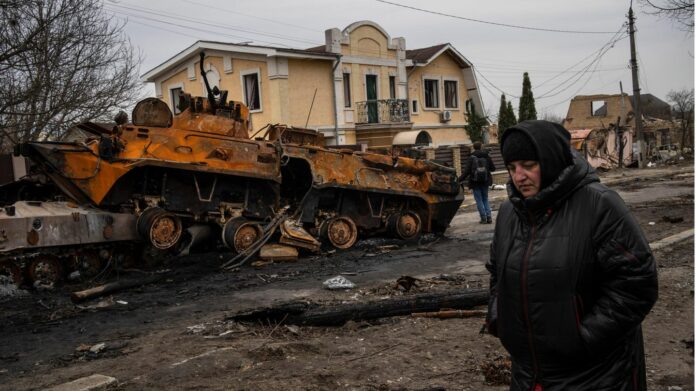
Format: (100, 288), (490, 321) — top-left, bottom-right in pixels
(460, 141), (496, 224)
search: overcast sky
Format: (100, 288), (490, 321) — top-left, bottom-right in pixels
(106, 0), (695, 121)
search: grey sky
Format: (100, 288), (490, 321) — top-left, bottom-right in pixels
(107, 0), (695, 121)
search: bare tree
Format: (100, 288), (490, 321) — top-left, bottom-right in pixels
(540, 112), (564, 125)
(0, 0), (143, 152)
(640, 0), (694, 34)
(666, 88), (694, 149)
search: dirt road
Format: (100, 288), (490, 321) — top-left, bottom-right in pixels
(0, 164), (692, 390)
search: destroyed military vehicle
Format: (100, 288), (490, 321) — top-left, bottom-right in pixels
(0, 52), (464, 288)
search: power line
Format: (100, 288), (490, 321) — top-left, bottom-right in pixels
(535, 25), (627, 90)
(114, 14), (201, 40)
(179, 0), (323, 33)
(108, 2), (397, 59)
(535, 31), (628, 99)
(106, 3), (318, 46)
(376, 0), (619, 34)
(477, 67), (626, 75)
(474, 68), (520, 99)
(105, 7), (292, 47)
(472, 23), (627, 117)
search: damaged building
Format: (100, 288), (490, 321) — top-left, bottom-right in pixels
(563, 93), (680, 168)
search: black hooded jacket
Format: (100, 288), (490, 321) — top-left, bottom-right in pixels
(487, 121), (658, 390)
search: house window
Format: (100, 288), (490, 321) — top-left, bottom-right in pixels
(343, 73), (351, 108)
(591, 100), (607, 116)
(389, 76), (396, 99)
(424, 79), (439, 108)
(170, 87), (183, 114)
(242, 71), (261, 111)
(444, 80), (459, 109)
(411, 99), (420, 114)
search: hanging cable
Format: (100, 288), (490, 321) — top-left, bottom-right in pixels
(536, 24), (627, 89)
(376, 0), (619, 34)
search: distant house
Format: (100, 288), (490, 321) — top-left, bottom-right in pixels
(564, 93), (677, 143)
(142, 21), (486, 149)
(563, 93), (678, 167)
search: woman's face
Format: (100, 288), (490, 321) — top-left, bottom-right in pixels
(506, 160), (541, 198)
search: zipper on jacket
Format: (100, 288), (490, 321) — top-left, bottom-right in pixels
(521, 212), (540, 380)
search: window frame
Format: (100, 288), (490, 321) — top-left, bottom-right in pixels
(364, 73), (380, 101)
(168, 83), (184, 114)
(591, 100), (607, 117)
(411, 99), (420, 115)
(240, 68), (262, 113)
(423, 78), (440, 109)
(389, 75), (396, 99)
(443, 79), (459, 109)
(343, 73), (352, 108)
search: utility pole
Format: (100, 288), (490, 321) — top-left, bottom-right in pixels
(618, 81), (627, 168)
(628, 5), (645, 168)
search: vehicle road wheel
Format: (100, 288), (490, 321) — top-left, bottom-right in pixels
(387, 211), (422, 240)
(137, 207), (183, 250)
(222, 218), (263, 253)
(75, 251), (103, 280)
(321, 216), (358, 250)
(0, 260), (23, 287)
(27, 255), (63, 288)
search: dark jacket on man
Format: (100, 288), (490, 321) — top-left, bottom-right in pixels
(461, 149), (496, 188)
(486, 121), (658, 390)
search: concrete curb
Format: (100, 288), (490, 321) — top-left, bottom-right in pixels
(650, 229), (694, 251)
(47, 374), (117, 391)
(601, 167), (693, 186)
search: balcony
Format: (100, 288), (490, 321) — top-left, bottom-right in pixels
(355, 99), (410, 124)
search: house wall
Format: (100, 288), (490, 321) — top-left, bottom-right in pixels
(409, 54), (469, 123)
(342, 25), (397, 60)
(575, 129), (633, 169)
(337, 23), (403, 147)
(563, 94), (633, 130)
(407, 54), (472, 146)
(160, 55), (273, 132)
(287, 59), (334, 128)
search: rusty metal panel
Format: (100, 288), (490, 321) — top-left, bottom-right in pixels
(0, 201), (138, 253)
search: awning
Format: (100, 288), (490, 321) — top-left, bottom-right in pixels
(392, 130), (432, 146)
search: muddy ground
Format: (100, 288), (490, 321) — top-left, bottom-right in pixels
(0, 163), (693, 390)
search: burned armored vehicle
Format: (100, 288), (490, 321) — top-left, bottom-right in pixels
(1, 53), (463, 287)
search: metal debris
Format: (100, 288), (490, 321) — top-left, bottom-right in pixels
(259, 244), (299, 262)
(323, 276), (356, 290)
(394, 276), (421, 292)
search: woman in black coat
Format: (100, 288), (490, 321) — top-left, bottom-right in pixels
(486, 120), (658, 390)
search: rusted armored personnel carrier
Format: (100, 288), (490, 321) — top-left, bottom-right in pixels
(1, 53), (463, 287)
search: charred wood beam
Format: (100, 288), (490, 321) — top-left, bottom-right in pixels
(227, 289), (488, 326)
(70, 274), (163, 303)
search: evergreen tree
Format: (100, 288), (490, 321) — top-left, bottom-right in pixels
(507, 101), (516, 124)
(497, 94), (517, 143)
(518, 72), (537, 122)
(498, 94), (508, 128)
(465, 99), (487, 142)
(498, 94), (517, 142)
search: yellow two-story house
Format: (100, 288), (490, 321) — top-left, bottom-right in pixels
(143, 21), (486, 149)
